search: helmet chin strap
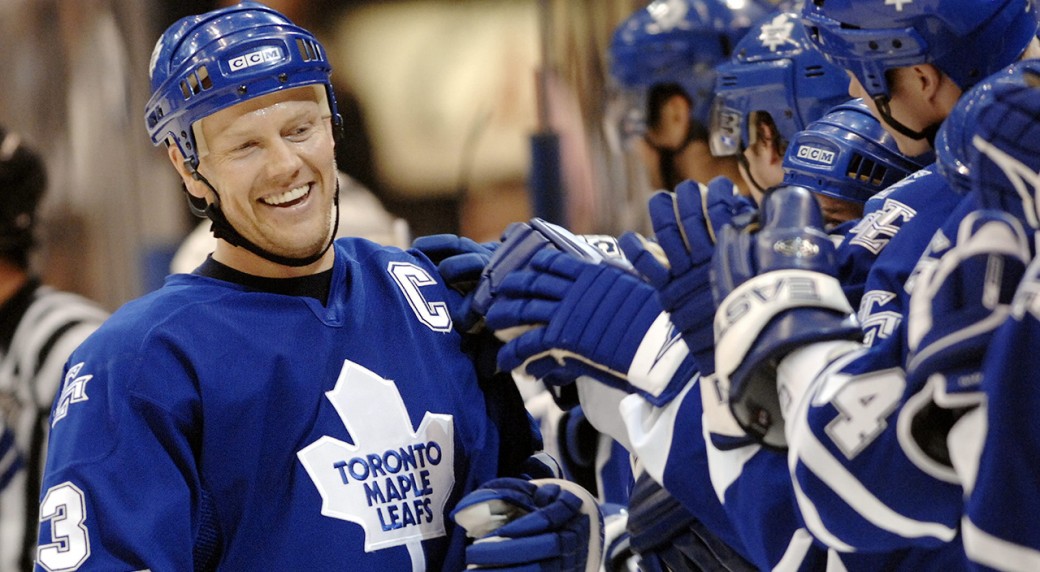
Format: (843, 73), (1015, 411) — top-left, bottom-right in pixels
(873, 95), (940, 148)
(186, 166), (340, 268)
(737, 151), (769, 199)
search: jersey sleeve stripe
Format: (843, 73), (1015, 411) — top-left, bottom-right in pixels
(963, 516), (1040, 572)
(790, 477), (855, 552)
(770, 528), (816, 572)
(790, 418), (957, 542)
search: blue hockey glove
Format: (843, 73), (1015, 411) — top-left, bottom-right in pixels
(626, 473), (755, 572)
(412, 233), (498, 332)
(452, 477), (603, 572)
(473, 218), (632, 319)
(908, 210), (1030, 385)
(485, 249), (699, 406)
(468, 219), (643, 406)
(904, 210), (1030, 469)
(619, 177), (756, 376)
(712, 185), (861, 448)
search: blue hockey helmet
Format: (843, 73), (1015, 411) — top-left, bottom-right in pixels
(708, 10), (851, 159)
(783, 99), (924, 204)
(801, 0), (1038, 101)
(935, 59), (1040, 229)
(609, 0), (768, 128)
(145, 1), (340, 170)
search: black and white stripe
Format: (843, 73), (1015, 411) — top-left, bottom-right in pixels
(0, 280), (107, 572)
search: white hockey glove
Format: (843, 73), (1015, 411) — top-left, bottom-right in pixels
(712, 185), (861, 448)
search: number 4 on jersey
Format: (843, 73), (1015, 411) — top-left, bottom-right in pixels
(823, 368), (905, 459)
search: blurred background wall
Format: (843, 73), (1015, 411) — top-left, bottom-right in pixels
(0, 0), (644, 310)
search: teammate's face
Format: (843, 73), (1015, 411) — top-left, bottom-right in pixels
(637, 93), (692, 190)
(848, 70), (937, 158)
(184, 87), (337, 275)
(644, 94), (691, 151)
(740, 115), (784, 204)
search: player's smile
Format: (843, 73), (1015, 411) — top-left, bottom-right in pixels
(251, 176), (326, 230)
(260, 183), (311, 208)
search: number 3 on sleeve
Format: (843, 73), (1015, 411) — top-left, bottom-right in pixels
(38, 482), (91, 570)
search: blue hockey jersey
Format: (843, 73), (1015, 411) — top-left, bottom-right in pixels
(960, 253), (1040, 571)
(786, 179), (975, 556)
(35, 238), (503, 571)
(617, 378), (765, 567)
(688, 166), (971, 569)
(837, 166), (940, 313)
(846, 166), (965, 347)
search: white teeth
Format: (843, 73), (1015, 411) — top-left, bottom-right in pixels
(262, 185), (309, 205)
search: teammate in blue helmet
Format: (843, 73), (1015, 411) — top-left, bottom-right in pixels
(802, 0), (1040, 156)
(34, 3), (576, 570)
(783, 98), (924, 229)
(708, 10), (851, 201)
(701, 0), (1040, 560)
(607, 0), (765, 196)
(609, 0), (766, 130)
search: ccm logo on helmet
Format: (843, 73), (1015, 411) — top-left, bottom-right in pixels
(796, 144), (835, 165)
(228, 46), (283, 72)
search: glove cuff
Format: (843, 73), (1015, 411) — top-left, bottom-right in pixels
(715, 270), (860, 448)
(532, 478), (605, 572)
(625, 311), (700, 405)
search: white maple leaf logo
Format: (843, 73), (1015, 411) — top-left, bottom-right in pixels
(646, 0), (690, 33)
(298, 360), (455, 554)
(759, 14), (797, 52)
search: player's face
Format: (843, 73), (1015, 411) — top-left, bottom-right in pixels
(848, 70), (934, 158)
(740, 114), (784, 204)
(189, 87), (337, 274)
(635, 92), (694, 190)
(645, 94), (691, 151)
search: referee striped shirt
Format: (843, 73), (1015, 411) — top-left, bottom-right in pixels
(0, 279), (107, 572)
